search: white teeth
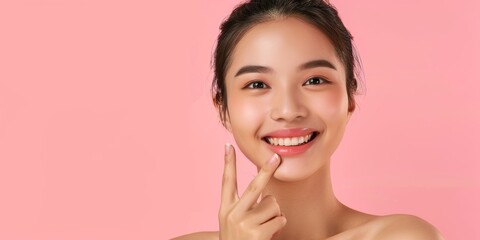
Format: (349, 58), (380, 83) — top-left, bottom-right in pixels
(266, 133), (315, 146)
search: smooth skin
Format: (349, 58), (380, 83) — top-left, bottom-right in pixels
(173, 17), (444, 240)
(219, 145), (286, 239)
(173, 144), (443, 240)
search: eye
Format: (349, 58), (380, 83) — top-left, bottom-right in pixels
(244, 81), (269, 89)
(303, 77), (329, 86)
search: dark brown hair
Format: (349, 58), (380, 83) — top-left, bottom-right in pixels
(211, 0), (361, 126)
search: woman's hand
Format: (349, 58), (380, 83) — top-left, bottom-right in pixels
(219, 143), (287, 240)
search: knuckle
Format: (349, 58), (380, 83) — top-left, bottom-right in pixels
(272, 202), (281, 215)
(260, 165), (271, 174)
(269, 200), (280, 209)
(222, 174), (230, 185)
(246, 183), (258, 193)
(224, 153), (231, 163)
(226, 211), (238, 224)
(220, 207), (236, 221)
(238, 220), (248, 230)
(266, 195), (276, 202)
(265, 203), (280, 216)
(276, 216), (287, 226)
(263, 195), (277, 205)
(218, 207), (227, 219)
(263, 194), (273, 200)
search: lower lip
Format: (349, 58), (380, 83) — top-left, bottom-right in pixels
(264, 134), (319, 157)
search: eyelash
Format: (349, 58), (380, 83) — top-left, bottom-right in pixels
(244, 81), (269, 89)
(243, 76), (330, 89)
(303, 77), (330, 86)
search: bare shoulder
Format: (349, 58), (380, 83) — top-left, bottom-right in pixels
(372, 214), (444, 240)
(170, 231), (219, 240)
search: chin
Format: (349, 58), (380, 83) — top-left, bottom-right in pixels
(273, 170), (310, 182)
(271, 156), (326, 182)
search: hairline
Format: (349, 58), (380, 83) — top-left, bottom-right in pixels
(223, 14), (349, 83)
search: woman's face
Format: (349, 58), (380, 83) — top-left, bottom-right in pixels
(224, 17), (352, 182)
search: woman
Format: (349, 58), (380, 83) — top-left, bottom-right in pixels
(175, 0), (444, 239)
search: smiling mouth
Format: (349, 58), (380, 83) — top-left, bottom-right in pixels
(262, 131), (320, 147)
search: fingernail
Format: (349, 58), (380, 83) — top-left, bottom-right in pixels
(225, 142), (231, 152)
(267, 154), (279, 165)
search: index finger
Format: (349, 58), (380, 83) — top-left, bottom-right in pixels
(236, 153), (281, 211)
(220, 143), (239, 208)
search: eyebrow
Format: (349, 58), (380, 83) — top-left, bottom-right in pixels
(234, 65), (272, 77)
(234, 59), (337, 77)
(298, 59), (337, 71)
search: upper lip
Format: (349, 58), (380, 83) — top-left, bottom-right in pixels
(262, 128), (318, 138)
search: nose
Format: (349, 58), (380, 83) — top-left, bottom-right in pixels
(270, 87), (308, 122)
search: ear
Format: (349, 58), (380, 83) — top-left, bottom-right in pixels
(346, 104), (355, 123)
(347, 100), (356, 123)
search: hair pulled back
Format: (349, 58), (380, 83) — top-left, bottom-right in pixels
(212, 0), (361, 126)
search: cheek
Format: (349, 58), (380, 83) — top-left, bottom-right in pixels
(227, 94), (269, 165)
(227, 94), (268, 135)
(312, 88), (349, 121)
(314, 88), (350, 155)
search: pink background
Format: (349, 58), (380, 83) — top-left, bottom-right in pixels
(1, 0), (479, 239)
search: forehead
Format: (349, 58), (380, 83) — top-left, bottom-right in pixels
(226, 17), (344, 78)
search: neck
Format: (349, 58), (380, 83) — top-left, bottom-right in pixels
(261, 162), (348, 240)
